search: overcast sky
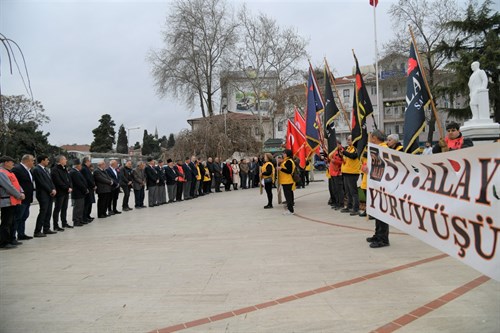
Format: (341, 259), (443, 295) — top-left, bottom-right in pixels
(1, 0), (495, 146)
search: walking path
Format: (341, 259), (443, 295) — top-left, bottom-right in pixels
(1, 173), (498, 333)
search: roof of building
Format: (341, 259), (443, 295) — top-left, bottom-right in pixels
(60, 144), (91, 153)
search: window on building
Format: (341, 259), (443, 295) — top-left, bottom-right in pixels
(392, 86), (398, 95)
(254, 126), (259, 136)
(395, 125), (400, 133)
(277, 120), (284, 132)
(343, 89), (350, 97)
(386, 107), (392, 115)
(371, 86), (377, 95)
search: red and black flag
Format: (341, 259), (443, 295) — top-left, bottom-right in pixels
(351, 52), (373, 156)
(403, 40), (431, 153)
(324, 67), (339, 159)
(305, 66), (324, 152)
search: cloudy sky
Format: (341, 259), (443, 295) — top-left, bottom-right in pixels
(1, 0), (492, 146)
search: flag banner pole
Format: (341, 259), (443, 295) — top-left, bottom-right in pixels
(409, 25), (444, 139)
(325, 58), (352, 131)
(373, 0), (380, 131)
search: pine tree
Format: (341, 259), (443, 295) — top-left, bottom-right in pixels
(116, 124), (128, 154)
(438, 0), (500, 121)
(141, 130), (153, 155)
(134, 142), (141, 150)
(167, 133), (176, 148)
(90, 114), (116, 152)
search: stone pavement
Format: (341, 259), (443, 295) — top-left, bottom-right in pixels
(0, 172), (499, 333)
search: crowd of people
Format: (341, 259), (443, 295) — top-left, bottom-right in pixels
(0, 122), (472, 251)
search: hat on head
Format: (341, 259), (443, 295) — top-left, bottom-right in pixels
(73, 158), (81, 165)
(0, 156), (15, 163)
(166, 158), (173, 163)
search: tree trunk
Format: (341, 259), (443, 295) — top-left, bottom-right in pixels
(198, 88), (206, 118)
(427, 112), (436, 143)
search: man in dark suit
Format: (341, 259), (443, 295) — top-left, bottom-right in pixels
(189, 156), (198, 198)
(69, 159), (89, 227)
(106, 159), (121, 215)
(145, 157), (159, 207)
(81, 157), (96, 223)
(12, 154), (35, 241)
(119, 160), (134, 211)
(164, 159), (178, 203)
(93, 161), (113, 218)
(182, 157), (193, 200)
(32, 155), (57, 237)
(51, 155), (72, 231)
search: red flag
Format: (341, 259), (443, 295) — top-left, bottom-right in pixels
(369, 0), (378, 6)
(285, 120), (305, 154)
(294, 107), (306, 135)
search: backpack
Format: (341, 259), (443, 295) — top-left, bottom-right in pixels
(291, 160), (302, 184)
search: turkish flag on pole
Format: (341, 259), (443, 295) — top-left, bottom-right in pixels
(293, 107), (306, 135)
(369, 0), (378, 6)
(285, 119), (305, 154)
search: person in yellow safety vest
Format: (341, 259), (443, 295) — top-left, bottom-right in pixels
(278, 149), (296, 215)
(386, 134), (404, 151)
(260, 153), (275, 209)
(203, 162), (211, 195)
(0, 156), (25, 249)
(366, 129), (390, 249)
(359, 150), (368, 217)
(340, 135), (361, 216)
(195, 160), (203, 197)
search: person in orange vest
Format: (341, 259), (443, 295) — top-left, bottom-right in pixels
(0, 156), (25, 249)
(329, 140), (344, 210)
(432, 122), (473, 153)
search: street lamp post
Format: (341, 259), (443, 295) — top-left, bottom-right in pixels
(127, 126), (140, 155)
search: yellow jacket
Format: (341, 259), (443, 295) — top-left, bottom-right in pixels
(261, 162), (275, 183)
(203, 167), (211, 181)
(341, 145), (360, 174)
(278, 158), (295, 185)
(195, 165), (201, 181)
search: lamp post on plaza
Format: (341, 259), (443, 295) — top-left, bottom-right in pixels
(127, 126), (140, 155)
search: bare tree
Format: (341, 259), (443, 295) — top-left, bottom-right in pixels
(386, 0), (461, 141)
(150, 0), (238, 118)
(1, 95), (49, 125)
(230, 7), (308, 139)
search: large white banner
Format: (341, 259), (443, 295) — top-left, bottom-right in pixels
(367, 142), (500, 281)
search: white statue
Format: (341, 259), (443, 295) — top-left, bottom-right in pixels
(468, 61), (489, 120)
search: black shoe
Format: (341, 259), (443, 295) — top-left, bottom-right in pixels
(108, 211), (116, 215)
(350, 211), (359, 216)
(63, 224), (74, 229)
(10, 240), (23, 245)
(359, 211), (367, 217)
(55, 227), (65, 232)
(44, 230), (57, 235)
(366, 236), (378, 243)
(113, 210), (122, 214)
(368, 216), (376, 220)
(74, 222), (84, 227)
(0, 243), (17, 249)
(80, 221), (88, 225)
(18, 235), (33, 240)
(33, 232), (47, 238)
(370, 241), (390, 248)
(340, 208), (350, 213)
(264, 205), (273, 209)
(98, 215), (108, 218)
(87, 217), (95, 221)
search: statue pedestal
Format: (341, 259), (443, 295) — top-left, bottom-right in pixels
(461, 118), (500, 145)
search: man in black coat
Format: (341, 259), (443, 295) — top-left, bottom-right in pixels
(189, 156), (198, 198)
(106, 159), (121, 215)
(81, 157), (96, 222)
(182, 157), (194, 200)
(156, 160), (167, 205)
(145, 157), (159, 207)
(69, 159), (89, 227)
(51, 155), (72, 231)
(119, 160), (134, 211)
(164, 159), (178, 203)
(12, 154), (35, 241)
(93, 161), (114, 218)
(32, 155), (57, 237)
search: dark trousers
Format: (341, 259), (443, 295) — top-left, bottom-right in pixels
(240, 173), (248, 189)
(332, 176), (344, 208)
(84, 193), (93, 220)
(224, 178), (231, 191)
(167, 184), (176, 202)
(214, 177), (222, 192)
(328, 177), (335, 203)
(72, 198), (85, 223)
(282, 184), (294, 213)
(343, 173), (359, 211)
(183, 181), (192, 199)
(264, 181), (273, 206)
(35, 194), (53, 233)
(108, 187), (119, 212)
(0, 206), (16, 246)
(374, 219), (390, 244)
(134, 188), (145, 207)
(305, 171), (310, 185)
(148, 185), (158, 206)
(13, 202), (30, 240)
(97, 192), (111, 217)
(189, 179), (196, 198)
(176, 182), (184, 200)
(203, 181), (211, 194)
(299, 170), (305, 188)
(52, 193), (69, 227)
(121, 186), (131, 209)
(248, 172), (256, 187)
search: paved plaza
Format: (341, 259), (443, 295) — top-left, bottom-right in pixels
(1, 172), (499, 333)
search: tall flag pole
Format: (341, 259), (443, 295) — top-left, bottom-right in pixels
(351, 49), (374, 157)
(324, 64), (339, 159)
(325, 58), (351, 131)
(305, 64), (325, 153)
(370, 0), (381, 131)
(403, 39), (431, 153)
(409, 26), (444, 139)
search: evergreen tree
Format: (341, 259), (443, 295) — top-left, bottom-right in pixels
(134, 141), (141, 150)
(116, 124), (128, 154)
(4, 121), (61, 159)
(90, 114), (116, 152)
(141, 130), (153, 155)
(167, 133), (176, 148)
(438, 0), (500, 121)
(159, 135), (168, 149)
